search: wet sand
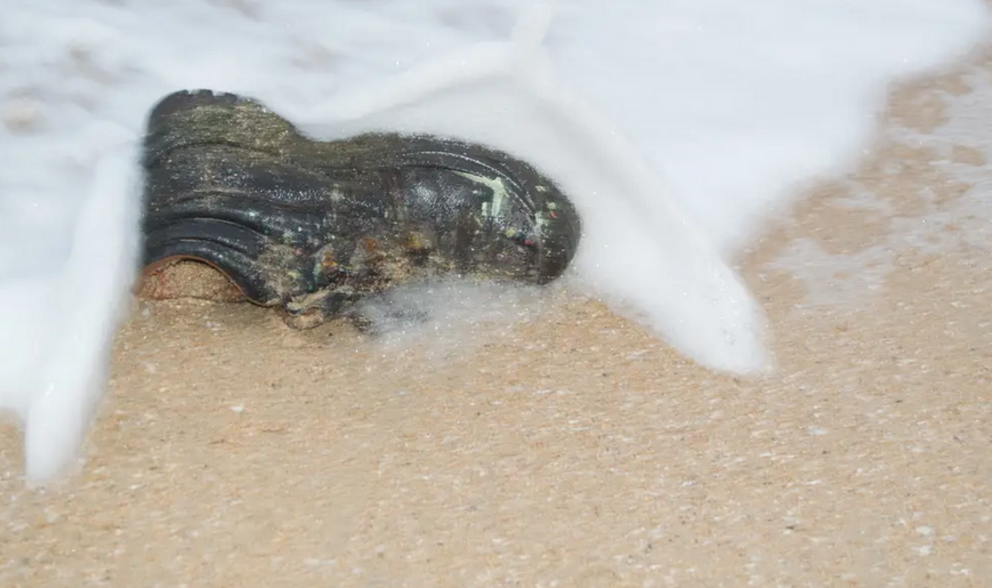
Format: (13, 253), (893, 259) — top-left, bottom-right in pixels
(2, 52), (991, 587)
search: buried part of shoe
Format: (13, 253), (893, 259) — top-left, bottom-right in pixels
(140, 89), (582, 326)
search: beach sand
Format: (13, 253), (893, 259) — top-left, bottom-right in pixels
(2, 52), (991, 587)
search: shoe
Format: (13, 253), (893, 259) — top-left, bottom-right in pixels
(140, 89), (581, 327)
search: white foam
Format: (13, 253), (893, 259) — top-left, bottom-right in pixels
(0, 0), (988, 481)
(23, 144), (142, 482)
(355, 277), (553, 363)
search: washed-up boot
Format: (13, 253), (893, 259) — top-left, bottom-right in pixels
(140, 89), (581, 328)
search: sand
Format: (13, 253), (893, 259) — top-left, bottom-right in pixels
(2, 53), (991, 587)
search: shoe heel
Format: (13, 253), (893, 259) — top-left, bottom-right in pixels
(143, 89), (299, 169)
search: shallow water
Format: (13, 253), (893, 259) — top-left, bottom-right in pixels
(0, 0), (988, 481)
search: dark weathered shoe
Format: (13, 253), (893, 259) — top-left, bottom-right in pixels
(140, 89), (581, 327)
